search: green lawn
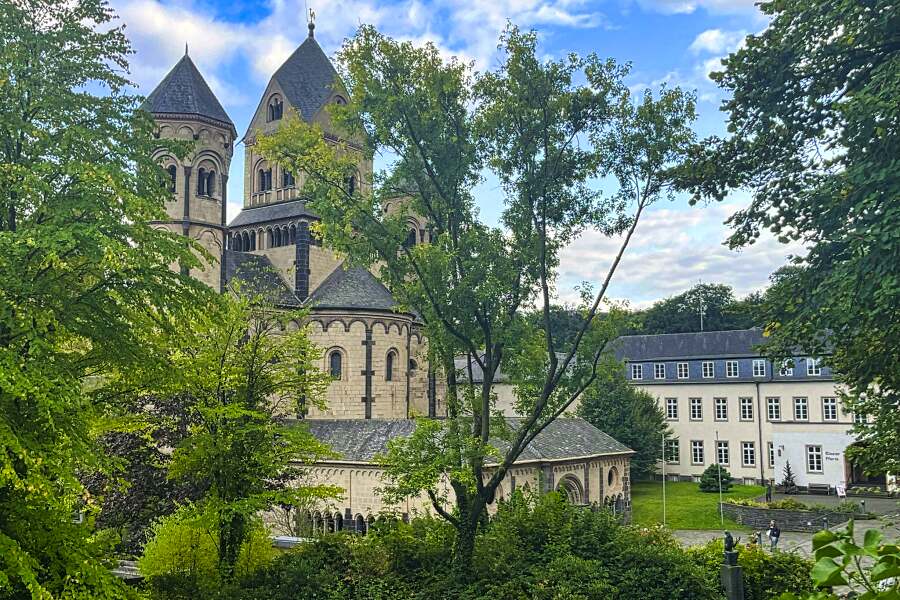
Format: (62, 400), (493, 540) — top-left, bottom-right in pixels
(630, 481), (764, 530)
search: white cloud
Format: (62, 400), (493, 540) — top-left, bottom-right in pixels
(689, 28), (746, 55)
(635, 0), (759, 15)
(555, 202), (805, 305)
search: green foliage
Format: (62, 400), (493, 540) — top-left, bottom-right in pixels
(676, 0), (900, 476)
(698, 464), (733, 493)
(0, 0), (207, 596)
(637, 283), (763, 335)
(140, 507), (276, 599)
(779, 521), (900, 600)
(577, 365), (671, 479)
(256, 23), (697, 573)
(106, 295), (339, 580)
(781, 461), (798, 491)
(690, 539), (815, 600)
(208, 492), (719, 600)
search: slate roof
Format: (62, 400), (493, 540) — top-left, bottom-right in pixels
(612, 328), (766, 361)
(272, 31), (339, 123)
(228, 200), (317, 228)
(144, 54), (235, 133)
(301, 417), (633, 464)
(453, 352), (569, 384)
(307, 264), (401, 313)
(224, 250), (300, 307)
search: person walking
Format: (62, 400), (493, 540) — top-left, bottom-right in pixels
(767, 520), (781, 552)
(765, 479), (773, 503)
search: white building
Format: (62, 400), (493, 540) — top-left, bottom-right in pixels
(614, 329), (885, 490)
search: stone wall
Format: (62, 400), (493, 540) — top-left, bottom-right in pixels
(720, 503), (869, 532)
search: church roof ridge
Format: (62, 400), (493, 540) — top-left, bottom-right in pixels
(144, 54), (235, 134)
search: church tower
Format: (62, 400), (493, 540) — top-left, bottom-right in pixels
(145, 49), (236, 291)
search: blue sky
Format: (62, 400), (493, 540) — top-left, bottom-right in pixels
(115, 0), (802, 308)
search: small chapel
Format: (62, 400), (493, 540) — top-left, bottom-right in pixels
(143, 20), (633, 529)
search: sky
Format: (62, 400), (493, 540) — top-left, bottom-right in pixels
(113, 0), (804, 308)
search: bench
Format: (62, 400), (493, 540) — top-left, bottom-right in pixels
(808, 483), (831, 495)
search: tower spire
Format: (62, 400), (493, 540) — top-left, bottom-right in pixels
(307, 8), (316, 38)
(185, 42), (189, 56)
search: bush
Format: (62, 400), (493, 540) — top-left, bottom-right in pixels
(216, 492), (720, 600)
(139, 506), (276, 598)
(699, 464), (733, 493)
(689, 539), (815, 600)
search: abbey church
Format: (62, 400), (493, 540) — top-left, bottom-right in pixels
(143, 21), (634, 529)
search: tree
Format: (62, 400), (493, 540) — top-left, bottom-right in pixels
(0, 0), (207, 596)
(111, 295), (339, 580)
(676, 0), (900, 475)
(578, 362), (672, 479)
(636, 283), (761, 334)
(780, 460), (797, 493)
(699, 464), (733, 493)
(257, 25), (696, 574)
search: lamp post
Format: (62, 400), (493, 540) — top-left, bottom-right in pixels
(662, 434), (667, 527)
(716, 430), (724, 527)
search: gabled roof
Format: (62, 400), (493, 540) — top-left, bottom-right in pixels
(228, 199), (317, 228)
(612, 328), (766, 361)
(307, 264), (401, 313)
(224, 250), (300, 307)
(271, 31), (339, 123)
(300, 418), (633, 464)
(144, 54), (235, 134)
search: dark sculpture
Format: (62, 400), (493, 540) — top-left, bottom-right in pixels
(723, 531), (740, 566)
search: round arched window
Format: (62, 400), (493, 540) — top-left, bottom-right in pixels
(329, 350), (343, 379)
(607, 466), (619, 487)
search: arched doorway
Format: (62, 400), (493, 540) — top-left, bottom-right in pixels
(556, 475), (585, 505)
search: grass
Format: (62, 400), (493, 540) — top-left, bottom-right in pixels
(630, 481), (765, 531)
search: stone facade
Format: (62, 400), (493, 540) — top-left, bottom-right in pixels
(145, 30), (635, 528)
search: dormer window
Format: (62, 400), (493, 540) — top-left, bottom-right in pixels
(333, 95), (347, 105)
(267, 96), (283, 122)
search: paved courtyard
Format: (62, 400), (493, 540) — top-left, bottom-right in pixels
(673, 511), (899, 558)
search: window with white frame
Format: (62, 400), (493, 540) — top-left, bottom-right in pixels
(767, 442), (775, 468)
(794, 397), (808, 420)
(752, 359), (766, 377)
(631, 364), (643, 380)
(806, 445), (823, 472)
(677, 362), (689, 379)
(726, 360), (739, 378)
(702, 361), (715, 378)
(779, 360), (794, 376)
(740, 397), (754, 420)
(714, 397), (728, 421)
(807, 357), (822, 376)
(691, 440), (704, 465)
(767, 397), (781, 421)
(854, 412), (868, 424)
(690, 397), (703, 420)
(716, 440), (730, 465)
(822, 397), (838, 421)
(742, 441), (756, 467)
(666, 439), (680, 463)
(665, 398), (678, 420)
(654, 363), (666, 379)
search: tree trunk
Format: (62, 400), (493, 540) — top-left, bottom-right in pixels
(452, 513), (477, 580)
(218, 512), (246, 581)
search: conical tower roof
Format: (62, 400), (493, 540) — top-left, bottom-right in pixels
(271, 24), (340, 122)
(144, 53), (235, 135)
